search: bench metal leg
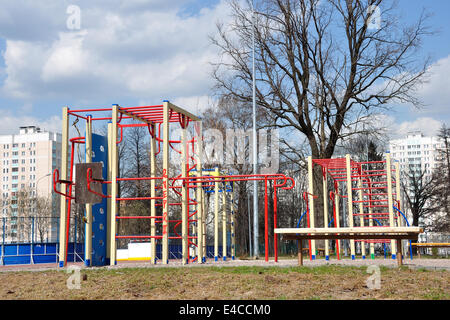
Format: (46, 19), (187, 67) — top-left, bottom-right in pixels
(298, 240), (303, 266)
(396, 239), (403, 267)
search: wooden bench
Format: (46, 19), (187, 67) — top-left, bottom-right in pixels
(275, 227), (423, 267)
(411, 243), (450, 258)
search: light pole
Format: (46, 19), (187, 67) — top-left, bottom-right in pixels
(35, 173), (51, 198)
(34, 173), (51, 242)
(251, 0), (259, 258)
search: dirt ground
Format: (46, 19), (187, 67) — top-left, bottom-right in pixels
(0, 258), (448, 300)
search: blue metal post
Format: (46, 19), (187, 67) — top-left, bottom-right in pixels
(1, 217), (5, 265)
(31, 217), (35, 264)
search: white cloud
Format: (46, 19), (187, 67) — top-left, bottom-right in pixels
(389, 54), (450, 119)
(414, 54), (450, 116)
(395, 117), (444, 138)
(0, 1), (231, 105)
(0, 113), (61, 135)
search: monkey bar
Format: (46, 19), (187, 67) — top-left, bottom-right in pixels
(278, 153), (421, 263)
(54, 101), (297, 268)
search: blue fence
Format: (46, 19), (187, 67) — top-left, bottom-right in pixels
(0, 242), (84, 266)
(1, 242), (230, 266)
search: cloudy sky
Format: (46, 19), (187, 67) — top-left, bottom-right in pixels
(0, 0), (449, 138)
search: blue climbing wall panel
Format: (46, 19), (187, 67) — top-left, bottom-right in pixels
(85, 133), (108, 266)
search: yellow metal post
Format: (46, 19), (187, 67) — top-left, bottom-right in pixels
(345, 154), (356, 259)
(181, 126), (188, 264)
(162, 101), (170, 264)
(85, 116), (93, 266)
(149, 123), (157, 264)
(109, 105), (119, 265)
(358, 177), (366, 259)
(386, 153), (396, 259)
(106, 123), (112, 264)
(395, 162), (402, 226)
(368, 199), (375, 259)
(395, 161), (404, 256)
(222, 181), (227, 260)
(214, 167), (219, 261)
(58, 107), (69, 268)
(195, 121), (204, 263)
(307, 156), (316, 259)
(322, 170), (329, 260)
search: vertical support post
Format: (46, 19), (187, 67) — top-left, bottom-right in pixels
(1, 217), (4, 265)
(322, 169), (329, 260)
(58, 107), (69, 268)
(84, 115), (93, 267)
(181, 125), (188, 265)
(201, 188), (206, 261)
(264, 177), (269, 262)
(109, 104), (119, 266)
(162, 101), (170, 264)
(214, 167), (219, 261)
(195, 121), (204, 263)
(386, 152), (396, 259)
(395, 162), (402, 226)
(307, 156), (316, 260)
(357, 174), (366, 259)
(149, 124), (157, 264)
(395, 161), (404, 257)
(368, 181), (375, 259)
(396, 239), (403, 267)
(31, 216), (35, 264)
(106, 123), (112, 265)
(345, 154), (356, 259)
(273, 185), (278, 262)
(230, 182), (236, 260)
(297, 239), (303, 266)
(222, 181), (227, 261)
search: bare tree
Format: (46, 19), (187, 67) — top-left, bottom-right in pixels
(211, 0), (432, 228)
(35, 196), (54, 243)
(429, 124), (450, 232)
(212, 0), (431, 160)
(401, 170), (435, 230)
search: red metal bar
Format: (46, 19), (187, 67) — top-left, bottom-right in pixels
(116, 216), (162, 219)
(273, 186), (278, 262)
(64, 138), (78, 266)
(329, 191), (340, 260)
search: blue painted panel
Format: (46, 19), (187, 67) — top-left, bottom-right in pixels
(4, 245), (18, 256)
(4, 256), (30, 265)
(33, 255), (57, 264)
(33, 244), (45, 254)
(18, 244), (31, 255)
(45, 243), (57, 254)
(86, 133), (108, 266)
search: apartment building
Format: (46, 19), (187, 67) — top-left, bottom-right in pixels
(389, 131), (446, 244)
(0, 126), (61, 242)
(389, 131), (444, 179)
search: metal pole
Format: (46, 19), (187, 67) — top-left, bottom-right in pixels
(251, 0), (259, 258)
(2, 217), (5, 265)
(31, 217), (34, 264)
(248, 192), (252, 256)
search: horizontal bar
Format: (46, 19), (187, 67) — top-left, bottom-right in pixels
(274, 227), (422, 234)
